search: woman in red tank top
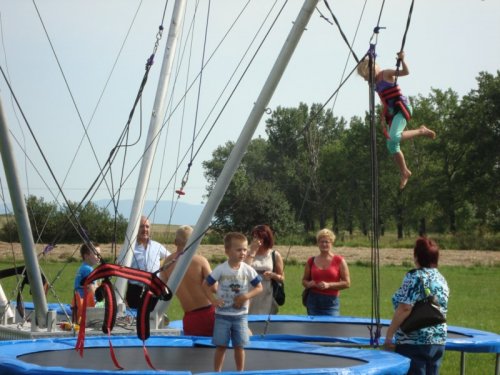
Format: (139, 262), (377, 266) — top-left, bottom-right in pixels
(302, 228), (351, 316)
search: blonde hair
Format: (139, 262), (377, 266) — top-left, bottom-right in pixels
(357, 57), (378, 80)
(224, 232), (247, 250)
(174, 225), (193, 248)
(316, 228), (336, 244)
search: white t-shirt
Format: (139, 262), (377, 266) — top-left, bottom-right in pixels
(206, 261), (261, 316)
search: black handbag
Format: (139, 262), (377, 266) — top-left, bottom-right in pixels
(271, 279), (285, 306)
(301, 288), (309, 307)
(302, 256), (314, 307)
(271, 251), (285, 306)
(400, 270), (446, 334)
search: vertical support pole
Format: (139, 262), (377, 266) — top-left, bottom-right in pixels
(0, 97), (48, 327)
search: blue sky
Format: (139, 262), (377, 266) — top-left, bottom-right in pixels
(0, 0), (499, 218)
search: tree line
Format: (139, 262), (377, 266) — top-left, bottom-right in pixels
(1, 72), (498, 246)
(203, 71), (500, 240)
(0, 196), (127, 244)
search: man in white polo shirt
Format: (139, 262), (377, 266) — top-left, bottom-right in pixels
(126, 215), (170, 308)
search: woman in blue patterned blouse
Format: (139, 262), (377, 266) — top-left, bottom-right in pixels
(384, 237), (449, 375)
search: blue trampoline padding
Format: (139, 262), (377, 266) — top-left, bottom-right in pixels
(15, 301), (73, 316)
(15, 301), (137, 318)
(0, 335), (410, 375)
(444, 325), (500, 353)
(171, 315), (500, 353)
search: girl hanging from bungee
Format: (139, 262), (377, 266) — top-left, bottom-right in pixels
(358, 51), (436, 189)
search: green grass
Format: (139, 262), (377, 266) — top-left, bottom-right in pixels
(1, 260), (498, 374)
(277, 230), (500, 250)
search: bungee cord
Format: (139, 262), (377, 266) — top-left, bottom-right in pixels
(322, 0), (360, 63)
(329, 0), (368, 113)
(395, 0), (415, 83)
(367, 42), (382, 347)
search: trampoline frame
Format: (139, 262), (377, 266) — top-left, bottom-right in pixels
(0, 335), (411, 374)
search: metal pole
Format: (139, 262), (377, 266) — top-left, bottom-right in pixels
(114, 0), (187, 303)
(154, 0), (321, 319)
(0, 97), (48, 327)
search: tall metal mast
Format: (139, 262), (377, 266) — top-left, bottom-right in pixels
(114, 0), (188, 303)
(154, 0), (320, 318)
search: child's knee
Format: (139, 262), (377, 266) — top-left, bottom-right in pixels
(386, 137), (401, 154)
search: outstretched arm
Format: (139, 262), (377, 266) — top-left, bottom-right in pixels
(382, 51), (410, 82)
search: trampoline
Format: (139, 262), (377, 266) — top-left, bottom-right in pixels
(171, 315), (500, 373)
(0, 335), (410, 374)
(239, 315), (500, 354)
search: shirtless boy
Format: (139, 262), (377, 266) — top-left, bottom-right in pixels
(160, 225), (215, 336)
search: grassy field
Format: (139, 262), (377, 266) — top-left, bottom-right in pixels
(1, 260), (498, 374)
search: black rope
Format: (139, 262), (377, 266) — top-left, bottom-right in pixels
(330, 0), (368, 113)
(367, 48), (382, 347)
(139, 0), (288, 220)
(322, 0), (360, 63)
(30, 0), (120, 208)
(174, 0), (212, 197)
(395, 0), (415, 83)
(1, 1), (169, 255)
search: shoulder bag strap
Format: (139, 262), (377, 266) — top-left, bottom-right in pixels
(307, 256), (315, 280)
(417, 269), (430, 297)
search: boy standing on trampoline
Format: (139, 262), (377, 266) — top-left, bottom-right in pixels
(357, 51), (436, 189)
(203, 232), (263, 372)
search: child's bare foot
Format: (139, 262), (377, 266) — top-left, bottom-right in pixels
(400, 170), (412, 190)
(420, 125), (436, 139)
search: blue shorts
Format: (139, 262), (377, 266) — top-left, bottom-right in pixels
(212, 314), (249, 348)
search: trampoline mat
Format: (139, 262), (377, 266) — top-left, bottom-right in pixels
(250, 321), (378, 337)
(19, 346), (364, 372)
(249, 321), (469, 339)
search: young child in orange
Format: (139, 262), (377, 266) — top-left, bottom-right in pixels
(358, 51), (436, 189)
(202, 232), (263, 372)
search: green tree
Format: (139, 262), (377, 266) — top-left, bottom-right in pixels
(265, 103), (346, 231)
(202, 139), (298, 236)
(0, 195), (127, 244)
(457, 71), (500, 232)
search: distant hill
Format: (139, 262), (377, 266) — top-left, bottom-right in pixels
(95, 199), (204, 225)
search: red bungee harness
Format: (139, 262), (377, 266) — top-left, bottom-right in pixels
(377, 84), (412, 139)
(75, 263), (172, 370)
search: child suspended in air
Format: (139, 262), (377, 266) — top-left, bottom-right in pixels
(357, 51), (436, 189)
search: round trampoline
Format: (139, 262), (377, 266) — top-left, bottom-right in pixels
(0, 335), (410, 374)
(169, 315), (500, 373)
(170, 315), (500, 353)
(240, 315), (500, 354)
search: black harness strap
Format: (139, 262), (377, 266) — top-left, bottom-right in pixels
(75, 263), (171, 369)
(0, 265), (49, 319)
